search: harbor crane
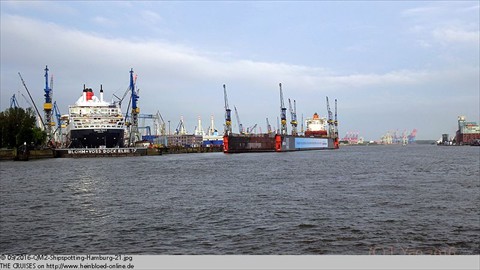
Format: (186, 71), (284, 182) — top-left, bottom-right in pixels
(266, 118), (272, 134)
(279, 83), (288, 135)
(326, 97), (335, 137)
(18, 72), (45, 131)
(52, 101), (64, 145)
(247, 123), (257, 134)
(128, 68), (141, 146)
(223, 84), (232, 135)
(43, 66), (54, 141)
(334, 99), (339, 139)
(10, 94), (19, 108)
(234, 106), (244, 134)
(288, 98), (298, 136)
(175, 116), (187, 135)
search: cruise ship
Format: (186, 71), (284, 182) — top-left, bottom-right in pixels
(67, 86), (125, 148)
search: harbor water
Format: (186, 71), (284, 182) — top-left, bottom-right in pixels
(1, 145), (479, 254)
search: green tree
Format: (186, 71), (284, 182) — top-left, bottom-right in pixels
(0, 107), (46, 148)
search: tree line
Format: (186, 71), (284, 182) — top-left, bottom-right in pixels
(0, 107), (46, 148)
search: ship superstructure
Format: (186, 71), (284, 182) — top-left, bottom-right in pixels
(456, 116), (480, 145)
(305, 113), (328, 137)
(67, 86), (125, 148)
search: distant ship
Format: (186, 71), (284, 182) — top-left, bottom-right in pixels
(66, 85), (125, 148)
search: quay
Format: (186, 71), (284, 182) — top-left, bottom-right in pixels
(53, 148), (148, 158)
(0, 146), (222, 160)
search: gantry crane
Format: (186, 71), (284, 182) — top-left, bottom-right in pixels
(234, 106), (244, 134)
(288, 98), (298, 136)
(279, 83), (287, 135)
(223, 84), (232, 136)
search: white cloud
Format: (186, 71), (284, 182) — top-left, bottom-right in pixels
(1, 14), (478, 140)
(91, 16), (117, 28)
(140, 10), (162, 25)
(432, 27), (479, 44)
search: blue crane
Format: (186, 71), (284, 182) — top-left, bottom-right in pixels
(43, 66), (53, 140)
(10, 94), (19, 108)
(128, 68), (141, 145)
(52, 101), (63, 145)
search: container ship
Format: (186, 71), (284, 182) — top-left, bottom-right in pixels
(66, 85), (125, 148)
(222, 84), (339, 153)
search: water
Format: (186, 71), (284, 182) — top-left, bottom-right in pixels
(1, 145), (479, 254)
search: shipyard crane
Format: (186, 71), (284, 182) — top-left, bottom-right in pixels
(266, 118), (272, 134)
(113, 86), (131, 107)
(175, 116), (187, 135)
(334, 99), (339, 139)
(20, 93), (33, 108)
(247, 124), (257, 134)
(52, 101), (63, 145)
(128, 68), (141, 146)
(223, 84), (232, 135)
(10, 94), (19, 108)
(326, 97), (334, 137)
(234, 106), (244, 134)
(301, 114), (304, 134)
(279, 83), (288, 135)
(154, 111), (167, 136)
(288, 98), (298, 136)
(155, 111), (168, 146)
(43, 66), (54, 141)
(18, 72), (45, 131)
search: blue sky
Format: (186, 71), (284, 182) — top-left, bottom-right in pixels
(1, 1), (479, 140)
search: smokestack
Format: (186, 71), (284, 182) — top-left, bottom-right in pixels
(100, 84), (104, 102)
(83, 85), (87, 102)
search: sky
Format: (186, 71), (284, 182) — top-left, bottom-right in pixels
(1, 1), (479, 140)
